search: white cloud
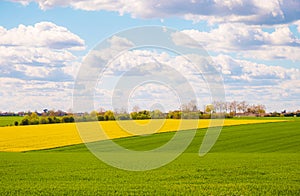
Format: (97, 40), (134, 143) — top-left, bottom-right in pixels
(0, 22), (84, 50)
(180, 23), (300, 61)
(213, 54), (300, 82)
(10, 0), (300, 25)
(0, 22), (85, 80)
(0, 22), (86, 112)
(212, 54), (300, 111)
(89, 51), (300, 112)
(0, 77), (74, 112)
(89, 49), (222, 112)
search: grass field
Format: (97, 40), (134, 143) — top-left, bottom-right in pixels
(0, 119), (286, 152)
(0, 119), (299, 195)
(0, 116), (23, 127)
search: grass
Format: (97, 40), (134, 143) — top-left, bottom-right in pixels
(0, 118), (286, 152)
(0, 119), (299, 195)
(0, 116), (23, 127)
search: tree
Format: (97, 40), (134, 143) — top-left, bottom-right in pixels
(167, 110), (181, 119)
(55, 110), (66, 116)
(61, 116), (75, 123)
(132, 105), (140, 113)
(229, 101), (238, 115)
(181, 100), (198, 112)
(189, 100), (198, 112)
(30, 112), (39, 125)
(89, 110), (98, 121)
(151, 110), (165, 119)
(205, 104), (215, 114)
(40, 117), (49, 124)
(238, 101), (249, 113)
(104, 110), (115, 120)
(222, 102), (229, 113)
(256, 104), (266, 115)
(247, 104), (266, 115)
(137, 110), (151, 119)
(48, 110), (55, 116)
(114, 108), (130, 120)
(97, 115), (105, 121)
(212, 101), (223, 113)
(116, 113), (130, 120)
(130, 112), (138, 120)
(20, 115), (30, 125)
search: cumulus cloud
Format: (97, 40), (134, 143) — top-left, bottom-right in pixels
(0, 22), (84, 50)
(0, 77), (74, 112)
(10, 0), (300, 25)
(212, 54), (300, 111)
(0, 22), (85, 81)
(89, 49), (215, 112)
(0, 22), (86, 112)
(213, 54), (299, 82)
(180, 23), (300, 61)
(87, 50), (300, 112)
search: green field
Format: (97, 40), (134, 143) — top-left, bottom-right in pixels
(0, 116), (23, 127)
(0, 119), (299, 195)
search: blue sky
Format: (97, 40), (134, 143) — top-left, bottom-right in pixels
(0, 0), (300, 113)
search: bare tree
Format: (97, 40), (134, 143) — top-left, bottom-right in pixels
(181, 100), (198, 112)
(230, 101), (238, 115)
(212, 101), (223, 113)
(238, 101), (249, 114)
(222, 102), (229, 113)
(247, 104), (266, 115)
(132, 105), (140, 113)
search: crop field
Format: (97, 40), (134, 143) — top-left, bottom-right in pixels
(0, 119), (286, 152)
(0, 118), (299, 195)
(0, 116), (23, 127)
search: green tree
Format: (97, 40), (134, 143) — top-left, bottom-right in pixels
(130, 112), (138, 120)
(28, 112), (39, 125)
(205, 104), (215, 114)
(40, 117), (49, 124)
(151, 110), (165, 119)
(97, 115), (105, 121)
(20, 115), (30, 125)
(104, 110), (115, 120)
(167, 110), (181, 119)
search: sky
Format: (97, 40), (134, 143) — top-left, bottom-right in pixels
(0, 0), (300, 113)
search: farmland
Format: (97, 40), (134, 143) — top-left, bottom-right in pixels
(0, 116), (22, 127)
(0, 119), (286, 152)
(0, 118), (299, 195)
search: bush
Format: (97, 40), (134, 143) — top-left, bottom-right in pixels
(47, 117), (55, 124)
(69, 116), (75, 122)
(61, 116), (75, 123)
(30, 119), (39, 125)
(40, 117), (49, 124)
(20, 118), (29, 126)
(116, 114), (131, 120)
(167, 111), (181, 119)
(200, 114), (211, 119)
(54, 117), (61, 123)
(97, 115), (105, 121)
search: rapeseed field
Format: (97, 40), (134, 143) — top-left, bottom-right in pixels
(0, 119), (286, 152)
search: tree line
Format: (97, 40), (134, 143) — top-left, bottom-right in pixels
(207, 100), (266, 116)
(9, 100), (300, 126)
(19, 112), (75, 126)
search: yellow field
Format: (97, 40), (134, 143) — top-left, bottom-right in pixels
(0, 119), (286, 152)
